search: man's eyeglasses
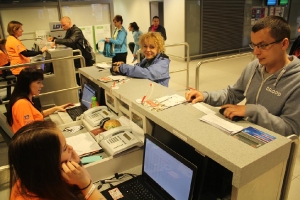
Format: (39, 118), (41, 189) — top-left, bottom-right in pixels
(249, 39), (284, 50)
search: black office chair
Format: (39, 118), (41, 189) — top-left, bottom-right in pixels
(0, 111), (13, 146)
(0, 69), (16, 103)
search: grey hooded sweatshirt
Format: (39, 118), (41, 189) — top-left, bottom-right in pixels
(202, 55), (300, 136)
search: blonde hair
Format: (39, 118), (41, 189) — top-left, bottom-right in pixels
(139, 32), (165, 53)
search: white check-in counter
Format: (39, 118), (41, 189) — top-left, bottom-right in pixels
(75, 66), (291, 200)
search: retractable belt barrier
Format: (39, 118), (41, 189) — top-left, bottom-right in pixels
(195, 52), (254, 90)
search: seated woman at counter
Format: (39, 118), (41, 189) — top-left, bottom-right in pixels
(6, 20), (47, 76)
(112, 32), (170, 87)
(6, 68), (73, 133)
(9, 120), (106, 200)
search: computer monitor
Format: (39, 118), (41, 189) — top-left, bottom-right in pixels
(151, 124), (233, 199)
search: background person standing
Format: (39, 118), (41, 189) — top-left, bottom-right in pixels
(105, 15), (128, 63)
(128, 22), (143, 63)
(148, 16), (167, 41)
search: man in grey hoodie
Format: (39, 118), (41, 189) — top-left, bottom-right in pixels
(186, 16), (300, 137)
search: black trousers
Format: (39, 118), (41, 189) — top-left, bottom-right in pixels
(112, 52), (128, 63)
(128, 42), (135, 54)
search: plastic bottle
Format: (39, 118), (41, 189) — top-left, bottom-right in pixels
(91, 96), (97, 108)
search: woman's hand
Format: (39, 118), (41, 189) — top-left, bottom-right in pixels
(56, 103), (74, 112)
(41, 46), (48, 53)
(105, 38), (110, 43)
(61, 161), (91, 189)
(47, 36), (54, 42)
(113, 61), (124, 66)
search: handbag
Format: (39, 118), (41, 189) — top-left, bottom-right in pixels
(96, 39), (115, 58)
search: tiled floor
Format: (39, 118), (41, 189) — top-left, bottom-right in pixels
(0, 53), (299, 199)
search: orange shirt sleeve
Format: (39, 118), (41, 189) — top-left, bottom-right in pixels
(11, 99), (43, 133)
(6, 35), (29, 75)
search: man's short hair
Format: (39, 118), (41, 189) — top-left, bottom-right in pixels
(252, 16), (290, 40)
(113, 15), (123, 24)
(152, 16), (159, 20)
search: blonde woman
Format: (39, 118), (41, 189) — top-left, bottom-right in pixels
(112, 32), (170, 87)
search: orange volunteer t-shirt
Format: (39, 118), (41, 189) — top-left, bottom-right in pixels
(11, 99), (43, 133)
(10, 180), (40, 200)
(6, 35), (30, 75)
(0, 49), (9, 74)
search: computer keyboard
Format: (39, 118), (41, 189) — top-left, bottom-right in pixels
(120, 179), (158, 200)
(66, 106), (84, 121)
(56, 111), (73, 124)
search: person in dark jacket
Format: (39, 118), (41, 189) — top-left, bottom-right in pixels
(289, 26), (300, 59)
(49, 16), (95, 68)
(148, 16), (167, 41)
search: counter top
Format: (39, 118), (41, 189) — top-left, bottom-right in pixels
(79, 66), (291, 188)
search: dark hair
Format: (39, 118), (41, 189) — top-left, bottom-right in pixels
(9, 121), (82, 200)
(252, 16), (290, 40)
(129, 22), (139, 31)
(7, 21), (23, 36)
(7, 68), (44, 126)
(113, 15), (123, 24)
(152, 16), (159, 20)
(0, 38), (6, 45)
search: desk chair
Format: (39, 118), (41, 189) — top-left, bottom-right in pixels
(280, 134), (299, 200)
(0, 70), (16, 103)
(0, 111), (13, 146)
(0, 165), (9, 199)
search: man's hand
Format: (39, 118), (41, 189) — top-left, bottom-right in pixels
(185, 90), (204, 104)
(221, 104), (246, 120)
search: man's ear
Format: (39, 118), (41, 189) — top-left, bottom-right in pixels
(282, 38), (289, 50)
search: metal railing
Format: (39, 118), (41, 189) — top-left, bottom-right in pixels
(195, 52), (253, 90)
(0, 54), (85, 104)
(0, 54), (85, 71)
(280, 134), (299, 200)
(137, 42), (190, 89)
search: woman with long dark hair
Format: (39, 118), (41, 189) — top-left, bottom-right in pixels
(128, 22), (143, 63)
(9, 120), (106, 200)
(6, 67), (72, 133)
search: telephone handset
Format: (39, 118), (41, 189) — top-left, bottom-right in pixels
(83, 106), (115, 127)
(98, 126), (143, 156)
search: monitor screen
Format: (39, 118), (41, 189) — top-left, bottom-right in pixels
(81, 84), (96, 109)
(266, 0), (277, 5)
(279, 0), (288, 5)
(143, 135), (196, 200)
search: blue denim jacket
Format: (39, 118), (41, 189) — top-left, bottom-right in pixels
(132, 30), (143, 54)
(110, 26), (127, 53)
(119, 53), (170, 87)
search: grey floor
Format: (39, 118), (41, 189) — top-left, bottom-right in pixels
(0, 53), (299, 199)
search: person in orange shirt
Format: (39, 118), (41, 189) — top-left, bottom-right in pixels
(5, 21), (47, 75)
(0, 38), (10, 75)
(9, 121), (106, 200)
(6, 67), (73, 133)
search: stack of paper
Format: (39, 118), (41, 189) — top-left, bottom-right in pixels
(142, 94), (186, 111)
(66, 132), (102, 157)
(200, 113), (243, 135)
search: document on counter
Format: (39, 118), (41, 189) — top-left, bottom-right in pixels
(95, 62), (111, 69)
(193, 103), (216, 115)
(141, 94), (186, 111)
(98, 75), (128, 83)
(200, 113), (243, 135)
(66, 132), (102, 157)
